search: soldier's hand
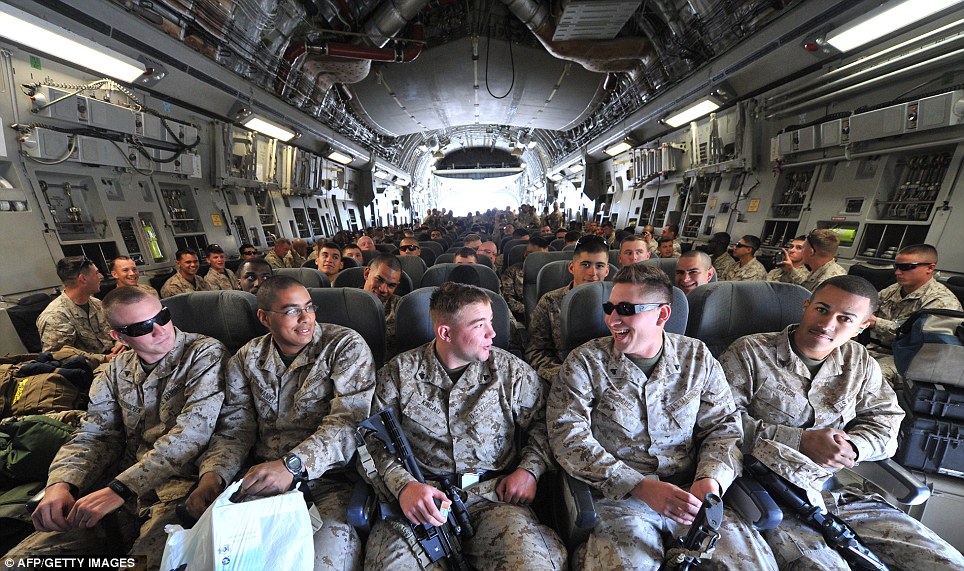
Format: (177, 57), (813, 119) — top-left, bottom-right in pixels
(399, 482), (448, 527)
(631, 478), (701, 525)
(688, 478), (720, 503)
(32, 483), (75, 532)
(66, 486), (125, 529)
(241, 460), (295, 496)
(185, 471), (225, 519)
(778, 248), (794, 271)
(801, 427), (857, 468)
(496, 468), (536, 504)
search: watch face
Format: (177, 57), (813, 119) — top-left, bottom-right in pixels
(285, 454), (303, 473)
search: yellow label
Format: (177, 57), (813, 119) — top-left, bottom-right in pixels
(748, 199), (761, 212)
(12, 376), (30, 404)
(211, 214), (223, 226)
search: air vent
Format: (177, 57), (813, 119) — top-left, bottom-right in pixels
(553, 0), (642, 41)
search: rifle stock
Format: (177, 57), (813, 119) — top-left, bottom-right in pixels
(662, 493), (724, 571)
(357, 408), (471, 571)
(744, 455), (889, 571)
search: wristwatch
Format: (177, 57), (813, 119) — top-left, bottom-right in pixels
(283, 453), (305, 481)
(108, 479), (135, 502)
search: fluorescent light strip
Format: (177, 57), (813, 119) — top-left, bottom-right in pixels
(664, 99), (720, 128)
(0, 4), (145, 82)
(327, 151), (354, 165)
(241, 116), (296, 142)
(826, 0), (964, 52)
(604, 141), (633, 157)
(567, 163), (584, 173)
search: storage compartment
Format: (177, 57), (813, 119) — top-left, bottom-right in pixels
(896, 412), (964, 478)
(903, 379), (964, 422)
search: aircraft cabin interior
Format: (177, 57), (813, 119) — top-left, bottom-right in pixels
(2, 0), (964, 562)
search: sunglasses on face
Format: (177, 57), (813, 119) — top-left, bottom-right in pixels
(602, 302), (667, 316)
(895, 262), (931, 271)
(399, 245), (419, 252)
(241, 250), (257, 256)
(113, 307), (172, 337)
(264, 303), (318, 318)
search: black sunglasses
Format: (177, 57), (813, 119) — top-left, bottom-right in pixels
(399, 244), (419, 252)
(602, 302), (667, 316)
(894, 262), (931, 271)
(113, 307), (172, 337)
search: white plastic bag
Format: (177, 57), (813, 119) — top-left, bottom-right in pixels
(161, 479), (314, 571)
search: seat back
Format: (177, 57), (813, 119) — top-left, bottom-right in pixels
(331, 266), (413, 296)
(361, 250), (379, 265)
(164, 290), (264, 354)
(848, 264), (897, 291)
(7, 293), (56, 353)
(275, 268), (331, 289)
(506, 243), (528, 270)
(535, 261), (619, 309)
(148, 270), (176, 297)
(685, 281), (811, 357)
(523, 251), (575, 318)
(560, 282), (688, 354)
(395, 287), (511, 354)
(308, 287), (386, 368)
(419, 248), (437, 267)
(419, 241), (443, 257)
(420, 263), (501, 294)
(502, 239), (528, 271)
(549, 238), (565, 251)
(397, 255), (428, 288)
(435, 253), (456, 265)
(374, 243), (396, 253)
(642, 257), (717, 283)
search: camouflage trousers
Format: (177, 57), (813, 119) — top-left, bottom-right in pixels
(364, 493), (567, 571)
(867, 349), (899, 389)
(576, 495), (778, 571)
(3, 497), (177, 571)
(306, 479), (363, 571)
(763, 485), (964, 571)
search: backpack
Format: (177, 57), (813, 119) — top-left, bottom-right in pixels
(893, 309), (964, 387)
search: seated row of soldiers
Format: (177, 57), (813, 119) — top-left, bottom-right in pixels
(10, 259), (964, 570)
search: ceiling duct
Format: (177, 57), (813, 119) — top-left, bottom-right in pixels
(501, 0), (656, 73)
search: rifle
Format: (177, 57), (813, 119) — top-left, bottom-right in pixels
(744, 455), (889, 571)
(357, 408), (471, 571)
(662, 493), (724, 570)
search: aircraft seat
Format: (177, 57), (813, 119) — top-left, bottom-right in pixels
(307, 287), (386, 368)
(535, 261), (618, 312)
(419, 263), (501, 294)
(434, 253), (492, 268)
(522, 251), (577, 322)
(164, 290), (264, 354)
(849, 263), (897, 291)
(397, 255), (428, 287)
(7, 292), (56, 353)
(275, 268), (331, 289)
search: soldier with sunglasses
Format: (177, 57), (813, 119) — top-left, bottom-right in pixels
(10, 285), (227, 567)
(547, 264), (775, 570)
(866, 244), (962, 385)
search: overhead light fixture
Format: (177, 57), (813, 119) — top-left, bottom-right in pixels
(0, 4), (147, 83)
(604, 139), (634, 157)
(548, 172), (563, 181)
(825, 0), (964, 52)
(664, 98), (721, 128)
(240, 115), (297, 142)
(327, 150), (354, 165)
(417, 144), (429, 153)
(567, 163), (584, 174)
(374, 169), (392, 180)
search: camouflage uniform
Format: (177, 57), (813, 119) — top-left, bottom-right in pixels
(364, 342), (566, 571)
(720, 327), (964, 571)
(36, 292), (113, 354)
(263, 250), (294, 269)
(291, 251), (307, 268)
(6, 330), (226, 568)
(547, 334), (775, 570)
(722, 258), (767, 281)
(525, 284), (570, 382)
(500, 262), (526, 322)
(869, 278), (963, 384)
(872, 278), (962, 346)
(199, 322), (375, 571)
(766, 266), (809, 283)
(383, 294), (402, 360)
(778, 260), (847, 292)
(159, 272), (214, 298)
(203, 267), (239, 291)
(713, 253), (738, 279)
